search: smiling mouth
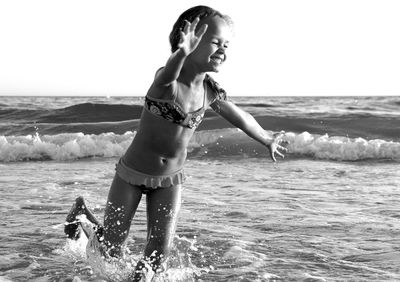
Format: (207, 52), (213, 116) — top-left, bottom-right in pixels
(210, 56), (224, 65)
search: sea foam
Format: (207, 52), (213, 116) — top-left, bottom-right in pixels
(1, 129), (399, 162)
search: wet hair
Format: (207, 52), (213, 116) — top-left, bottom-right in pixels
(169, 5), (233, 53)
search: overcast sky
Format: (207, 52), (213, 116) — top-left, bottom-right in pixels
(0, 0), (399, 96)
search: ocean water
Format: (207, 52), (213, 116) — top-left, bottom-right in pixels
(0, 96), (399, 281)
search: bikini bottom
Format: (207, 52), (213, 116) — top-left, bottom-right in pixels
(115, 158), (185, 193)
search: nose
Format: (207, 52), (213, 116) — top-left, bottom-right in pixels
(216, 47), (226, 54)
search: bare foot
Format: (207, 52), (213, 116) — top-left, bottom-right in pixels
(64, 196), (87, 239)
(65, 196), (103, 240)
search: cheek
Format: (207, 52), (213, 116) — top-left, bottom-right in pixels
(190, 43), (216, 61)
(199, 41), (215, 53)
(198, 47), (214, 59)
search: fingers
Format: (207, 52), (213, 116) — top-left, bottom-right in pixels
(277, 144), (288, 152)
(183, 20), (190, 34)
(183, 17), (208, 37)
(189, 17), (200, 32)
(269, 149), (277, 162)
(196, 24), (208, 38)
(269, 148), (285, 162)
(177, 31), (185, 49)
(266, 131), (291, 162)
(273, 130), (285, 139)
(178, 31), (185, 43)
(274, 131), (289, 151)
(275, 150), (285, 159)
(183, 18), (198, 34)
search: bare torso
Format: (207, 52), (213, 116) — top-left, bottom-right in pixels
(123, 79), (211, 175)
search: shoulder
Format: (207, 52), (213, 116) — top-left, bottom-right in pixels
(205, 75), (228, 111)
(206, 75), (227, 101)
(154, 67), (165, 80)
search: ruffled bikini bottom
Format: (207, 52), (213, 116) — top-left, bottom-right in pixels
(115, 158), (185, 193)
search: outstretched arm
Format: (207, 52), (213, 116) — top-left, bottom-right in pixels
(215, 100), (287, 162)
(154, 18), (208, 87)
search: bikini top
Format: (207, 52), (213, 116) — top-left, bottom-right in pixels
(144, 75), (227, 129)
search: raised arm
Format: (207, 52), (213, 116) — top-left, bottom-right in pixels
(215, 100), (287, 162)
(154, 18), (208, 87)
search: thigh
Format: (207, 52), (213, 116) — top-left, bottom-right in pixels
(103, 173), (143, 253)
(145, 185), (182, 254)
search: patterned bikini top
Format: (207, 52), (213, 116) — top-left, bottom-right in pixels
(144, 82), (206, 129)
(144, 75), (227, 129)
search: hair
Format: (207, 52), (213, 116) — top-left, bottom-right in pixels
(169, 5), (233, 53)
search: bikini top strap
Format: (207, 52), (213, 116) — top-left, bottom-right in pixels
(206, 74), (227, 103)
(202, 78), (207, 109)
(172, 83), (178, 102)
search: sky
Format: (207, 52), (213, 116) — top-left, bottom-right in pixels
(0, 0), (399, 97)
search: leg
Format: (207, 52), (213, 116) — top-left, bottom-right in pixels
(103, 173), (143, 257)
(145, 184), (182, 266)
(131, 184), (182, 280)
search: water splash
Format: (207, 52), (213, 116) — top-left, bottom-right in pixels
(62, 216), (210, 281)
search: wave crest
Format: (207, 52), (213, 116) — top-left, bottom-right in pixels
(0, 132), (134, 162)
(285, 132), (400, 161)
(1, 129), (399, 162)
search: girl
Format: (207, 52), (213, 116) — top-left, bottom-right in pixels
(65, 5), (287, 281)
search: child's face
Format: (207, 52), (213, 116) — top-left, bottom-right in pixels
(189, 16), (232, 73)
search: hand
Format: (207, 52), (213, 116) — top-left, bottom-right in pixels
(178, 17), (208, 55)
(267, 131), (288, 162)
